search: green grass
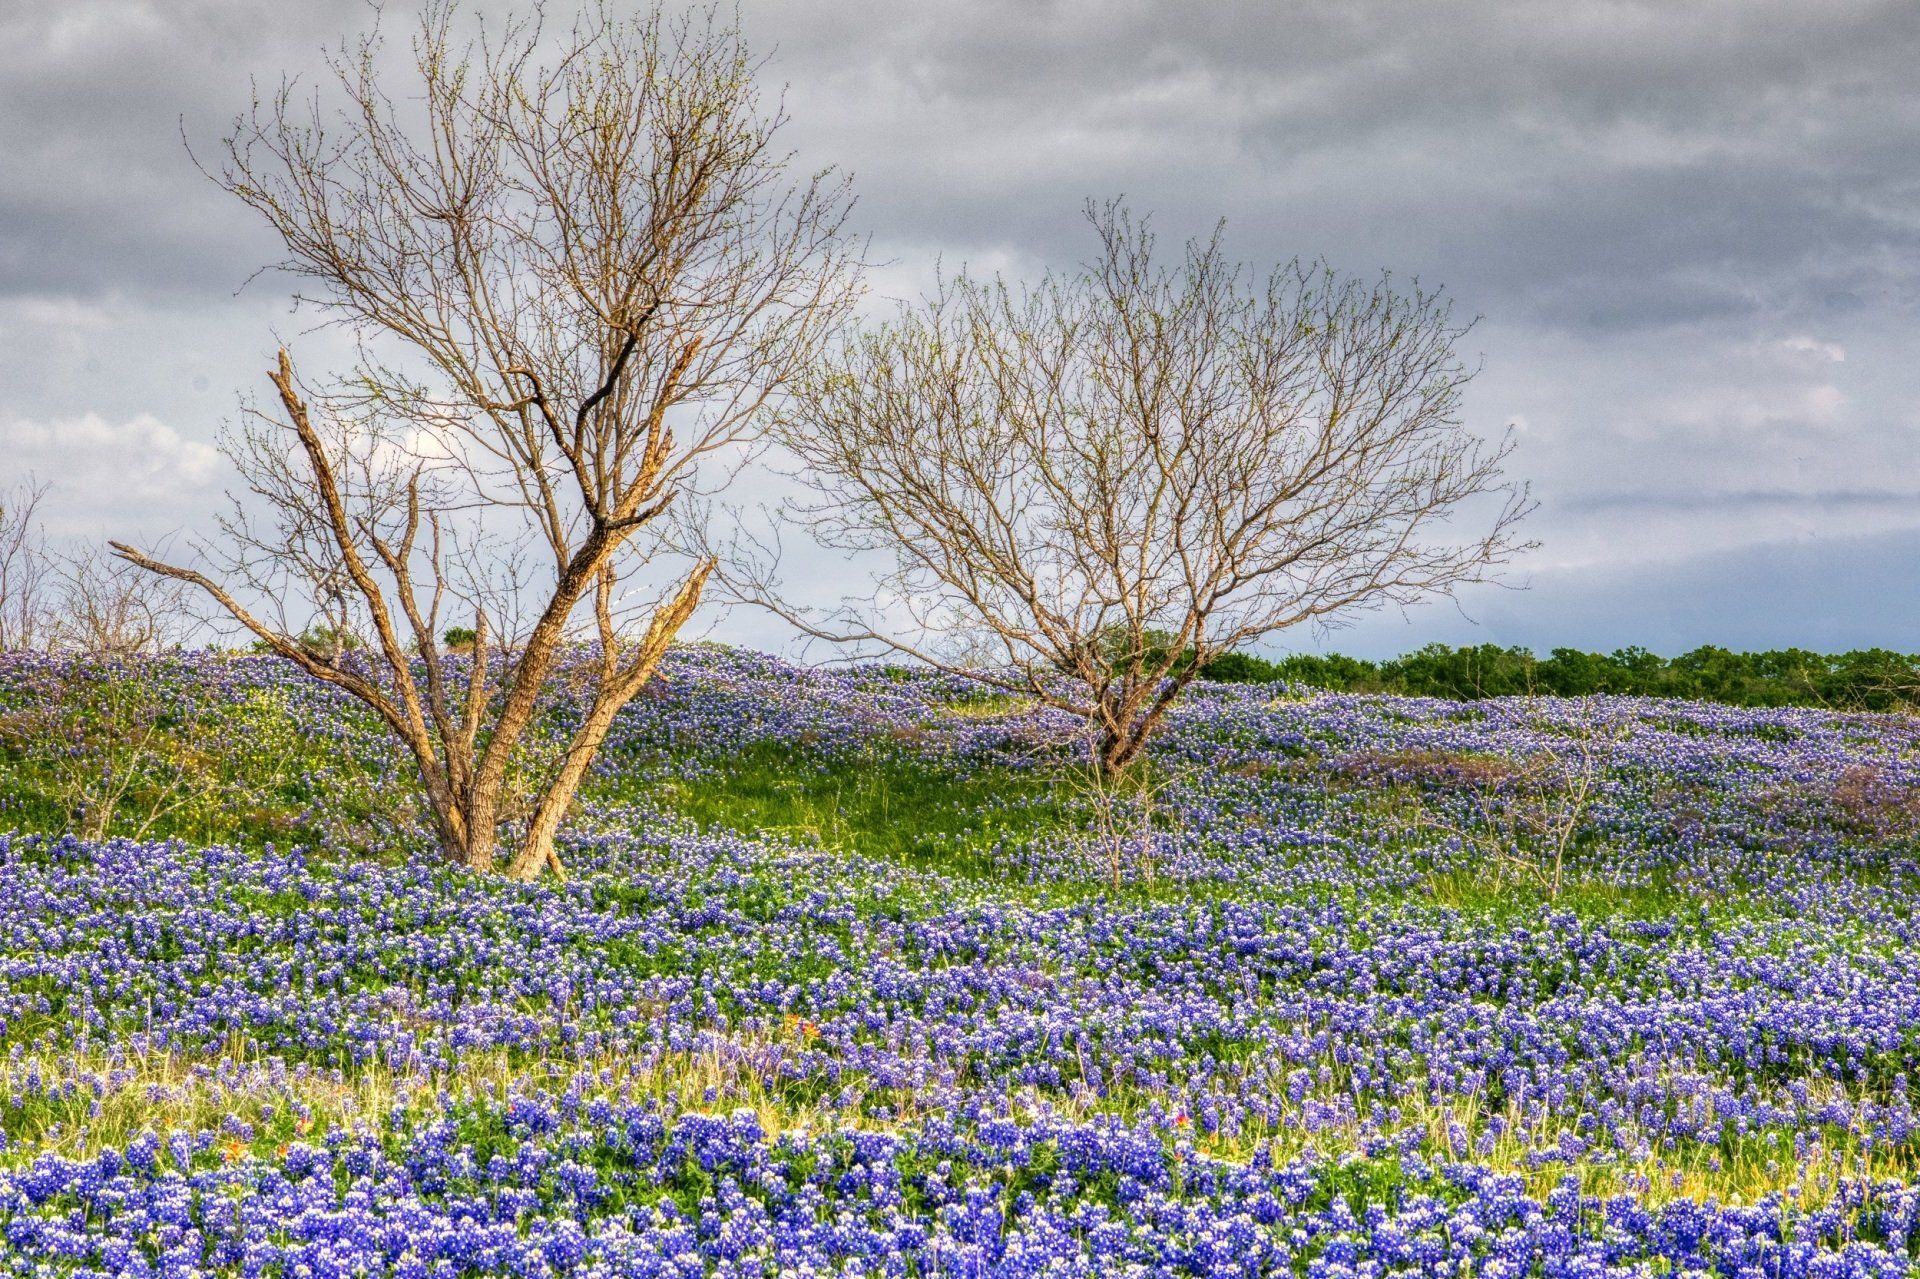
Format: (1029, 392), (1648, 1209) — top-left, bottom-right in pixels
(1414, 863), (1705, 920)
(597, 739), (1076, 881)
(8, 661), (1920, 1211)
(0, 670), (1825, 928)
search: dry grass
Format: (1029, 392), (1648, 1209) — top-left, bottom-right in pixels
(0, 1031), (841, 1168)
(1332, 747), (1520, 789)
(4, 1030), (1908, 1213)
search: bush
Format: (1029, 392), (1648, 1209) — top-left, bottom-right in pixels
(1198, 642), (1920, 711)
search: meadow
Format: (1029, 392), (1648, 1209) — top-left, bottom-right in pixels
(2, 647), (1920, 1276)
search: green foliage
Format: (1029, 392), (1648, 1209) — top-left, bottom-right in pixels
(1199, 641), (1920, 710)
(1055, 625), (1192, 677)
(1099, 625), (1182, 670)
(1202, 649), (1386, 690)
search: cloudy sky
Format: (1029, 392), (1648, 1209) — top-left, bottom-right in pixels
(3, 0), (1918, 657)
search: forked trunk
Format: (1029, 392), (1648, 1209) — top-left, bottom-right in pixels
(1098, 724), (1148, 779)
(1093, 669), (1195, 780)
(503, 564), (710, 880)
(503, 667), (669, 881)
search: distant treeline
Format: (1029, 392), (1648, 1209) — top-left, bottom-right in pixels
(1201, 643), (1920, 710)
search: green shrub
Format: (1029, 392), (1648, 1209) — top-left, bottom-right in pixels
(1197, 642), (1920, 711)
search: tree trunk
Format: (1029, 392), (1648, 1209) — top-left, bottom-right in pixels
(503, 563), (710, 880)
(460, 820), (497, 873)
(1098, 724), (1147, 779)
(506, 705), (621, 881)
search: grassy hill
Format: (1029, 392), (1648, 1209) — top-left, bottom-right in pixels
(0, 648), (1918, 1274)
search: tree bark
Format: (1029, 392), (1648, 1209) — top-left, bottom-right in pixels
(505, 562), (709, 880)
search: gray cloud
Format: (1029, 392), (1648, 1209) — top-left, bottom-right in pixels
(1322, 524), (1920, 659)
(2, 0), (1918, 654)
(0, 2), (370, 299)
(749, 0), (1920, 329)
(1564, 490), (1920, 513)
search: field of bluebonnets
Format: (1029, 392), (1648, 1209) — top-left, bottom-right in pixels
(3, 646), (1920, 1276)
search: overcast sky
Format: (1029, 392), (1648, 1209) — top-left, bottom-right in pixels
(3, 0), (1918, 657)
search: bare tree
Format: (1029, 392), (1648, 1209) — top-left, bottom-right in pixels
(50, 543), (199, 655)
(113, 0), (861, 879)
(0, 477), (52, 651)
(739, 203), (1531, 776)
